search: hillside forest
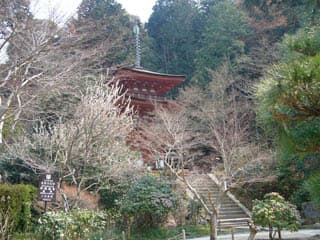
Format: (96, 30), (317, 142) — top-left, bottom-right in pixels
(0, 0), (320, 239)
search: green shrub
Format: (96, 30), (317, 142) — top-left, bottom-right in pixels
(120, 175), (176, 230)
(187, 199), (202, 225)
(0, 157), (38, 185)
(304, 172), (320, 207)
(37, 209), (108, 240)
(0, 183), (37, 237)
(290, 187), (310, 209)
(253, 192), (301, 240)
(99, 180), (131, 210)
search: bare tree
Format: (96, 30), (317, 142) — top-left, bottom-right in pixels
(181, 64), (271, 186)
(6, 82), (141, 208)
(137, 64), (267, 240)
(137, 104), (222, 240)
(0, 1), (80, 144)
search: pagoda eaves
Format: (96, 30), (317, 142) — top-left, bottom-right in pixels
(113, 67), (185, 115)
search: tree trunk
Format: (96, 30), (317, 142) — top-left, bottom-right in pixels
(269, 226), (273, 240)
(277, 227), (282, 240)
(248, 221), (257, 240)
(209, 212), (218, 240)
(0, 117), (3, 144)
(0, 96), (4, 144)
(127, 217), (132, 240)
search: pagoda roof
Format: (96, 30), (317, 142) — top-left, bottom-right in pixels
(119, 67), (185, 78)
(113, 67), (185, 97)
(110, 67), (185, 115)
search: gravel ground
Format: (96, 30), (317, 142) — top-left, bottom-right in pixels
(188, 229), (320, 240)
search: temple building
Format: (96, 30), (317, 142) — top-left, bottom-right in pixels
(109, 25), (185, 167)
(110, 67), (184, 168)
(113, 67), (184, 116)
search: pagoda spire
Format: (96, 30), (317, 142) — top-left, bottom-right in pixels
(133, 23), (141, 68)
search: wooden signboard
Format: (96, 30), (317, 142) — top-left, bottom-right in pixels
(39, 174), (57, 202)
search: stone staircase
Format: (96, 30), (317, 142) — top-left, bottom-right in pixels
(185, 174), (251, 229)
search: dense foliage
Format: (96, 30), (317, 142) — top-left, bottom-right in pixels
(70, 0), (135, 75)
(38, 209), (108, 240)
(304, 172), (320, 207)
(256, 26), (320, 204)
(120, 175), (176, 229)
(146, 0), (250, 86)
(0, 184), (37, 238)
(194, 1), (249, 86)
(146, 0), (201, 82)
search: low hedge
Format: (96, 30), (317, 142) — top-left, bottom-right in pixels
(0, 184), (37, 234)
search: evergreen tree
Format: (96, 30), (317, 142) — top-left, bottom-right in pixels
(147, 0), (201, 83)
(78, 0), (124, 19)
(194, 0), (249, 87)
(71, 0), (135, 74)
(256, 27), (320, 156)
(256, 26), (320, 203)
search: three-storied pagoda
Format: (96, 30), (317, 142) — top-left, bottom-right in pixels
(112, 24), (184, 115)
(110, 24), (185, 168)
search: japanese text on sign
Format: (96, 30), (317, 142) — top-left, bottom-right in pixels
(39, 174), (57, 202)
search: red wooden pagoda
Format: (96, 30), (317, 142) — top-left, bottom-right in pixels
(113, 67), (185, 115)
(111, 67), (185, 167)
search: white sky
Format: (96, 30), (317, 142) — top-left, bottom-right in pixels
(31, 0), (156, 23)
(1, 0), (156, 64)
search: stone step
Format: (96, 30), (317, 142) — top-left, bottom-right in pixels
(196, 189), (220, 193)
(218, 218), (250, 225)
(186, 174), (251, 230)
(219, 214), (249, 219)
(190, 182), (219, 186)
(218, 222), (249, 228)
(196, 191), (221, 197)
(200, 198), (237, 205)
(220, 208), (246, 213)
(219, 209), (246, 214)
(220, 203), (244, 207)
(219, 221), (249, 227)
(218, 218), (250, 222)
(194, 188), (220, 192)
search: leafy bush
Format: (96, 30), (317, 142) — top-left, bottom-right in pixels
(304, 172), (320, 207)
(0, 184), (37, 238)
(0, 158), (38, 185)
(37, 209), (108, 239)
(99, 177), (134, 210)
(253, 192), (301, 240)
(187, 199), (202, 225)
(120, 175), (176, 230)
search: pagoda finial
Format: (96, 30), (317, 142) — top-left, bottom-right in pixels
(133, 23), (141, 68)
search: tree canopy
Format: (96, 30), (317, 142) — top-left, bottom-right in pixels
(147, 0), (201, 82)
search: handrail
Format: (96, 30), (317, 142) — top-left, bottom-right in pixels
(207, 174), (252, 218)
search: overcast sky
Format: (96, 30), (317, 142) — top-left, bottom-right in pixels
(31, 0), (156, 23)
(1, 0), (156, 64)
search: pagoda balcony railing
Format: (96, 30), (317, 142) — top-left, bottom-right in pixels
(126, 93), (167, 102)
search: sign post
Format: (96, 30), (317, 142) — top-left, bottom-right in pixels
(39, 173), (57, 213)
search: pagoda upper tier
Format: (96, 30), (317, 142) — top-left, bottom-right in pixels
(112, 67), (185, 114)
